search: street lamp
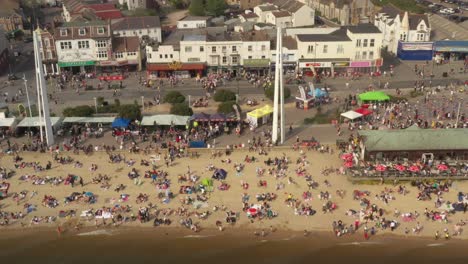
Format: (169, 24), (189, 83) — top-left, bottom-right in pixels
(93, 97), (97, 114)
(23, 74), (33, 118)
(236, 76), (239, 103)
(141, 96), (145, 111)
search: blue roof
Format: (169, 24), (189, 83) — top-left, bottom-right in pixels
(434, 41), (468, 52)
(112, 118), (131, 128)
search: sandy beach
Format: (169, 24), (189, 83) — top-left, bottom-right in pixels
(1, 146), (468, 243)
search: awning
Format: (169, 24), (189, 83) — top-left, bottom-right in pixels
(247, 105), (274, 118)
(243, 59), (270, 68)
(358, 91), (390, 102)
(434, 41), (468, 52)
(354, 108), (373, 116)
(141, 115), (189, 126)
(17, 117), (62, 127)
(58, 61), (95, 67)
(0, 118), (16, 127)
(63, 117), (116, 123)
(146, 63), (206, 71)
(340, 111), (363, 120)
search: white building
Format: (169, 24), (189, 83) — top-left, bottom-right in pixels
(176, 16), (211, 29)
(294, 23), (383, 73)
(374, 5), (431, 54)
(119, 0), (150, 10)
(253, 0), (315, 28)
(112, 16), (162, 42)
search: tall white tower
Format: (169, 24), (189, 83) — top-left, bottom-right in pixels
(33, 29), (54, 146)
(272, 26), (285, 144)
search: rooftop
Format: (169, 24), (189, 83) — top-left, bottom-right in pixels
(112, 16), (161, 31)
(180, 16), (211, 21)
(241, 13), (259, 19)
(272, 11), (291, 18)
(359, 128), (468, 152)
(61, 20), (108, 27)
(296, 28), (351, 42)
(112, 36), (140, 52)
(345, 23), (381, 34)
(257, 4), (278, 12)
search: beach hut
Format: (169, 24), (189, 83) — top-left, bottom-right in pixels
(358, 91), (390, 102)
(212, 169), (227, 180)
(246, 105), (273, 128)
(111, 118), (131, 128)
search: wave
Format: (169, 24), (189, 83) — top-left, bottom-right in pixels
(77, 230), (113, 236)
(426, 243), (445, 247)
(183, 235), (213, 238)
(338, 241), (384, 246)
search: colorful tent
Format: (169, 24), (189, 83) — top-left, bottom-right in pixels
(358, 91), (390, 102)
(340, 110), (363, 120)
(354, 108), (373, 116)
(111, 118), (131, 128)
(190, 112), (211, 122)
(247, 105), (273, 119)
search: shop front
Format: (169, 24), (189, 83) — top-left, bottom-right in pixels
(98, 59), (140, 74)
(433, 41), (468, 63)
(58, 61), (96, 74)
(146, 62), (206, 79)
(397, 41), (433, 61)
(270, 62), (297, 74)
(298, 59), (350, 77)
(242, 59), (270, 76)
(348, 58), (382, 74)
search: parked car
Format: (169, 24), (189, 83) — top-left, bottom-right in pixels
(439, 8), (455, 14)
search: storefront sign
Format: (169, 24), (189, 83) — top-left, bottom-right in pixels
(434, 41), (468, 52)
(299, 62), (331, 68)
(99, 61), (118, 66)
(375, 58), (383, 67)
(58, 61), (95, 67)
(99, 75), (124, 81)
(401, 42), (433, 51)
(350, 61), (371, 68)
(332, 62), (350, 67)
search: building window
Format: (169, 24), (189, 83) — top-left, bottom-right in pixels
(222, 46), (227, 52)
(323, 45), (328, 53)
(185, 46), (192, 52)
(165, 54), (168, 58)
(44, 38), (50, 47)
(222, 56), (227, 64)
(78, 40), (89, 49)
(355, 51), (360, 59)
(232, 46), (237, 52)
(211, 57), (217, 64)
(159, 54), (163, 59)
(400, 33), (407, 41)
(212, 46), (216, 53)
(148, 53), (152, 59)
(356, 39), (361, 47)
(261, 45), (265, 51)
(232, 56), (238, 64)
(183, 24), (187, 28)
(96, 40), (107, 48)
(248, 45), (252, 52)
(419, 24), (425, 30)
(370, 39), (375, 47)
(200, 46), (204, 52)
(362, 51), (367, 60)
(417, 34), (424, 41)
(261, 55), (265, 59)
(248, 56), (252, 59)
(60, 41), (72, 50)
(188, 58), (200, 62)
(115, 52), (124, 59)
(307, 45), (314, 53)
(363, 39), (368, 47)
(337, 44), (344, 54)
(97, 27), (105, 34)
(60, 29), (67, 36)
(97, 50), (107, 58)
(170, 54), (173, 58)
(369, 51), (374, 60)
(47, 51), (53, 59)
(78, 28), (86, 36)
(127, 52), (137, 56)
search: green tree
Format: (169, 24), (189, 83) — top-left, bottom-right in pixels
(118, 104), (142, 120)
(170, 0), (188, 9)
(213, 89), (236, 102)
(164, 91), (186, 104)
(170, 103), (193, 116)
(265, 86), (291, 101)
(206, 0), (227, 16)
(62, 105), (95, 117)
(217, 101), (240, 114)
(189, 0), (205, 16)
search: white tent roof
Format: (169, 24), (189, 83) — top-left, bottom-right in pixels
(17, 117), (62, 127)
(141, 115), (190, 126)
(63, 117), (116, 123)
(341, 110), (363, 120)
(0, 118), (16, 127)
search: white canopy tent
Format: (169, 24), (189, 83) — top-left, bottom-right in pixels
(17, 117), (62, 128)
(62, 117), (116, 123)
(340, 110), (363, 120)
(0, 118), (16, 127)
(141, 115), (190, 126)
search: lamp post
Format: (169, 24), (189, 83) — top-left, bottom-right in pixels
(188, 95), (191, 107)
(141, 96), (145, 111)
(236, 76), (239, 103)
(23, 74), (33, 117)
(93, 97), (97, 114)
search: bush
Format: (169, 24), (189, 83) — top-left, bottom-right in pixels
(63, 105), (95, 117)
(164, 91), (186, 104)
(170, 103), (193, 116)
(118, 104), (141, 120)
(214, 89), (236, 102)
(217, 101), (240, 114)
(410, 90), (424, 98)
(265, 86), (291, 101)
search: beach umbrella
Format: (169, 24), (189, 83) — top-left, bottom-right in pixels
(409, 165), (420, 173)
(341, 153), (353, 160)
(376, 164), (386, 172)
(248, 207), (258, 216)
(438, 164), (448, 171)
(344, 161), (353, 168)
(85, 192), (94, 197)
(394, 164), (406, 172)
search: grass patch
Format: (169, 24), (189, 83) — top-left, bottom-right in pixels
(371, 0), (427, 14)
(304, 108), (340, 125)
(388, 94), (408, 103)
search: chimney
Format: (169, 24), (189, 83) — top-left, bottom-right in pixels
(401, 11), (409, 31)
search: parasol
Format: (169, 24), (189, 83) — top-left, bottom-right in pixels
(437, 164), (448, 171)
(341, 153), (353, 160)
(375, 164), (386, 172)
(394, 164), (406, 172)
(344, 161), (353, 168)
(408, 165), (420, 173)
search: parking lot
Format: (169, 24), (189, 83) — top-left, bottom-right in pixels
(417, 0), (468, 24)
